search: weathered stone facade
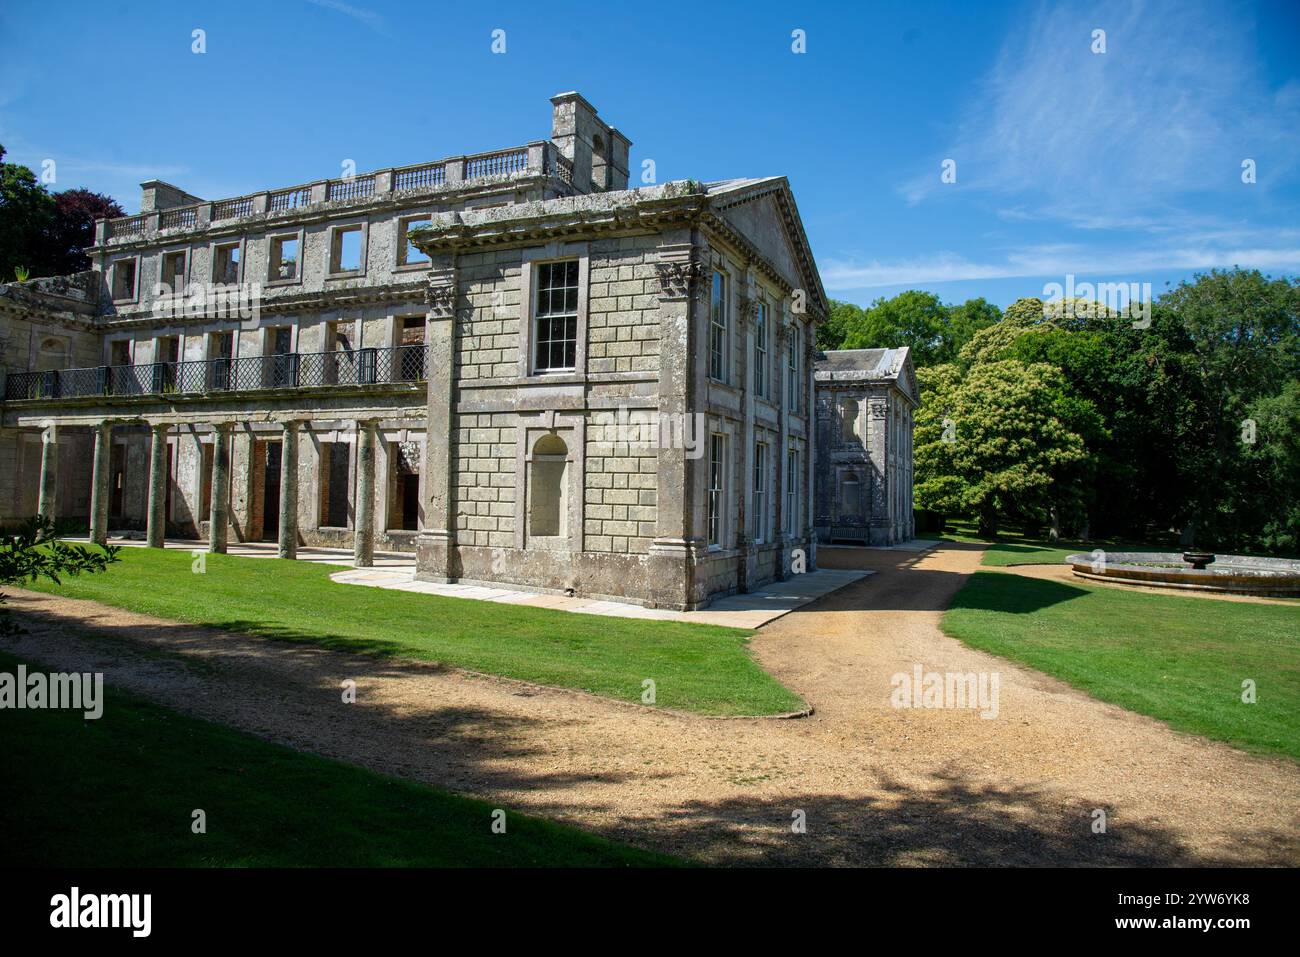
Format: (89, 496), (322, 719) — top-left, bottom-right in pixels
(813, 348), (917, 545)
(0, 92), (839, 610)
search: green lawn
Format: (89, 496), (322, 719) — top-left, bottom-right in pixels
(0, 652), (680, 867)
(17, 546), (803, 717)
(923, 518), (1296, 568)
(941, 570), (1300, 760)
(922, 520), (1180, 567)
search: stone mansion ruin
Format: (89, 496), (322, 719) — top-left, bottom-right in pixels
(0, 92), (914, 609)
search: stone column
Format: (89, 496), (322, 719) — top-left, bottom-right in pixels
(209, 423), (232, 554)
(646, 234), (709, 608)
(775, 319), (791, 563)
(805, 331), (818, 565)
(868, 395), (889, 545)
(353, 420), (378, 567)
(146, 423), (169, 547)
(415, 262), (457, 582)
(88, 422), (112, 546)
(737, 281), (756, 593)
(37, 425), (58, 523)
(278, 420), (300, 559)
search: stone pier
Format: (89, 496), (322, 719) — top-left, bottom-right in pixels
(146, 423), (168, 547)
(353, 420), (377, 567)
(209, 423), (232, 554)
(278, 420), (299, 560)
(88, 422), (111, 546)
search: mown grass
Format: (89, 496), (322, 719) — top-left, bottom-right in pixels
(925, 518), (1298, 568)
(941, 570), (1300, 760)
(922, 520), (1177, 567)
(17, 546), (804, 716)
(0, 651), (682, 867)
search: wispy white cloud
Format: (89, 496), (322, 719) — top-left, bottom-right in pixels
(303, 0), (386, 35)
(2, 145), (188, 180)
(900, 0), (1300, 223)
(824, 239), (1300, 290)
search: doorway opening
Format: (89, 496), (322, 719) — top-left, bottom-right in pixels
(262, 440), (282, 541)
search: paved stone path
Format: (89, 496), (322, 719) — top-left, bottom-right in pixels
(6, 541), (1298, 866)
(330, 565), (872, 628)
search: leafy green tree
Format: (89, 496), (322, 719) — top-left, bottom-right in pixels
(913, 363), (965, 515)
(1244, 380), (1300, 552)
(1160, 269), (1300, 549)
(918, 360), (1090, 537)
(825, 292), (1000, 365)
(0, 145), (55, 282)
(0, 517), (119, 636)
(818, 299), (864, 351)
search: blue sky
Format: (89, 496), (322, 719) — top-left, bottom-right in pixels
(2, 0), (1297, 309)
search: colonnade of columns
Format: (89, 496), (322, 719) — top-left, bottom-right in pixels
(39, 418), (381, 568)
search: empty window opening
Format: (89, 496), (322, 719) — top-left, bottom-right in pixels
(201, 443), (214, 517)
(398, 315), (426, 380)
(389, 442), (421, 531)
(399, 217), (432, 266)
(109, 444), (126, 517)
(261, 441), (282, 542)
(208, 331), (233, 390)
(214, 244), (240, 284)
(271, 236), (299, 280)
(331, 226), (363, 273)
(161, 252), (186, 292)
(154, 336), (180, 392)
(320, 442), (351, 527)
(113, 259), (137, 300)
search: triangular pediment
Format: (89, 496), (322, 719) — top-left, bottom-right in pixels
(706, 179), (828, 318)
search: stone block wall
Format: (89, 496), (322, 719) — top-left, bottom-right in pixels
(452, 412), (517, 549)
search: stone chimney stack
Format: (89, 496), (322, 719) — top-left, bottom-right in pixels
(549, 92), (632, 193)
(139, 180), (203, 212)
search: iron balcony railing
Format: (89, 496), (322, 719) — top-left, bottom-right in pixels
(5, 344), (428, 402)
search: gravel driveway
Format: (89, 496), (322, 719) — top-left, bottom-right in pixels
(5, 541), (1298, 866)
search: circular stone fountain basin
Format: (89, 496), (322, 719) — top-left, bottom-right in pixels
(1064, 552), (1300, 597)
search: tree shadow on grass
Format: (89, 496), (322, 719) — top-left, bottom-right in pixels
(947, 571), (1090, 615)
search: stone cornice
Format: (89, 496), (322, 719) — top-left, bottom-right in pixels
(408, 188), (708, 255)
(0, 299), (99, 332)
(99, 282), (430, 331)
